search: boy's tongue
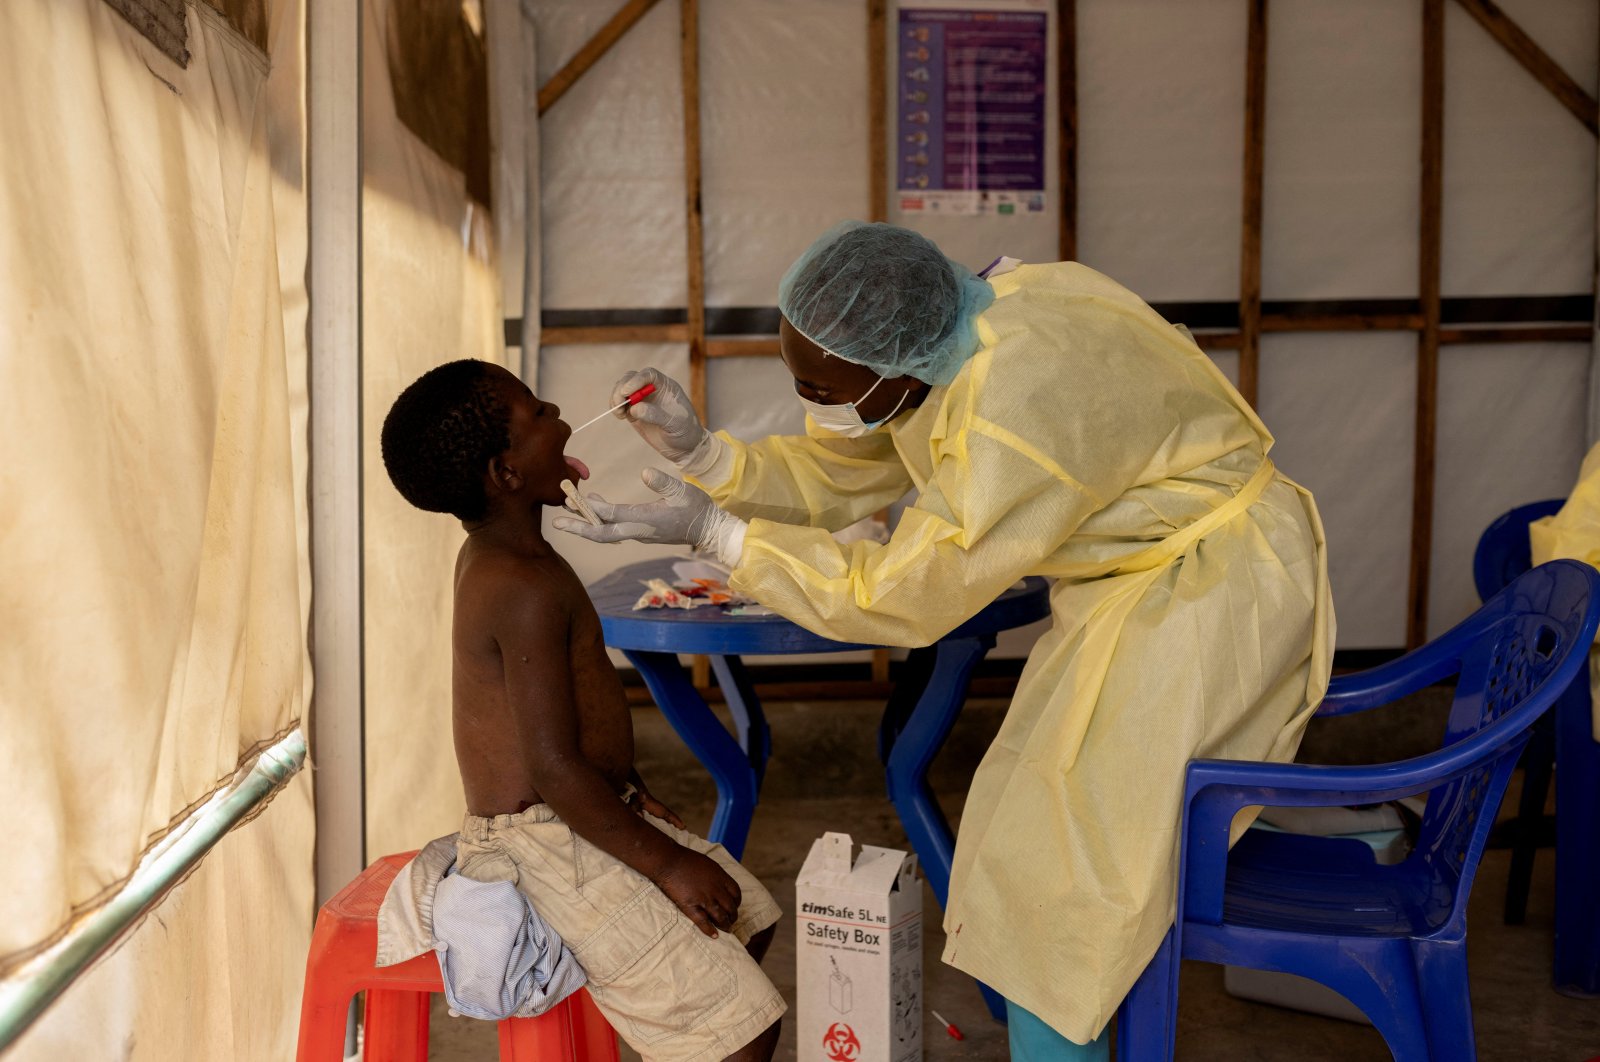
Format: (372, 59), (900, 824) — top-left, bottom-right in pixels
(564, 454), (590, 480)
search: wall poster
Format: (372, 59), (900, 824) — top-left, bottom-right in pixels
(895, 1), (1049, 216)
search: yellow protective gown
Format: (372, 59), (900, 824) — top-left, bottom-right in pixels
(1530, 441), (1600, 739)
(693, 262), (1335, 1042)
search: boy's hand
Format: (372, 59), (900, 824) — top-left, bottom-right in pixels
(628, 779), (687, 830)
(652, 849), (742, 938)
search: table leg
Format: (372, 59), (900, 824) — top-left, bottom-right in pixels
(877, 646), (937, 767)
(624, 650), (758, 860)
(1555, 676), (1600, 996)
(885, 633), (1005, 1019)
(709, 654), (771, 791)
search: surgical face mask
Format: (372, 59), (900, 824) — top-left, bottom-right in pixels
(797, 371), (909, 438)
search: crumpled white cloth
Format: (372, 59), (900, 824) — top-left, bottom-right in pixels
(376, 834), (587, 1020)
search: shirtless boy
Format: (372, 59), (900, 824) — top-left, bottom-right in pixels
(380, 359), (784, 1062)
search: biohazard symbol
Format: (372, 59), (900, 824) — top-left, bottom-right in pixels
(822, 1021), (861, 1061)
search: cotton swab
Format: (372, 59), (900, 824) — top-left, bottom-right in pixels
(561, 480), (602, 526)
(569, 383), (657, 435)
(931, 1010), (963, 1041)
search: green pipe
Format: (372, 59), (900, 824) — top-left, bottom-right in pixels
(0, 728), (308, 1053)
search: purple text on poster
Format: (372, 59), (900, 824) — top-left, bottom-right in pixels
(896, 9), (1046, 200)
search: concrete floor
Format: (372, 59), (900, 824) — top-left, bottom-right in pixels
(427, 695), (1600, 1060)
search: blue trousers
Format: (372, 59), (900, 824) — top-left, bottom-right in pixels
(1007, 999), (1110, 1061)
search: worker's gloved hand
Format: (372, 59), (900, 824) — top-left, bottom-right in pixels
(552, 468), (747, 566)
(609, 368), (723, 476)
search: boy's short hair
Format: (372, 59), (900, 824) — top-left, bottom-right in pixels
(381, 359), (511, 521)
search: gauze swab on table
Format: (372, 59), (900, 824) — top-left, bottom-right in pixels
(569, 382), (657, 434)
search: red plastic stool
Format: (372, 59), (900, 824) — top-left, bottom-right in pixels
(296, 851), (620, 1061)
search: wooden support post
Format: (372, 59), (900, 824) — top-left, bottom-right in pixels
(869, 0), (888, 223)
(1453, 0), (1599, 135)
(537, 0), (664, 116)
(1238, 0), (1268, 409)
(681, 0), (707, 419)
(681, 0), (711, 690)
(1058, 0), (1078, 261)
(869, 0), (892, 684)
(1408, 0), (1445, 649)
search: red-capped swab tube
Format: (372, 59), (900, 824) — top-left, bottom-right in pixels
(570, 382), (658, 434)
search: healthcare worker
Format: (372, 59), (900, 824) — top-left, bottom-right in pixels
(1531, 442), (1600, 729)
(554, 221), (1335, 1057)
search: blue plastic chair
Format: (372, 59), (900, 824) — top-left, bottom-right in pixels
(1472, 499), (1564, 924)
(1473, 502), (1600, 997)
(1473, 500), (1564, 600)
(1115, 560), (1600, 1060)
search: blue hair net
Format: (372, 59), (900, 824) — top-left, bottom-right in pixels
(778, 221), (995, 386)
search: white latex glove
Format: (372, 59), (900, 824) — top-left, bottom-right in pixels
(610, 369), (724, 476)
(553, 468), (748, 566)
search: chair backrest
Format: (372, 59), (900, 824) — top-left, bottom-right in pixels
(1410, 561), (1596, 931)
(1473, 499), (1564, 602)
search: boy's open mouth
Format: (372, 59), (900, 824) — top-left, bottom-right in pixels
(564, 454), (590, 481)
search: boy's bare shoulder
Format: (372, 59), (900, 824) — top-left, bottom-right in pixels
(455, 538), (585, 623)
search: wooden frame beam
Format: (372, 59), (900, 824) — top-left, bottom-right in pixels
(1453, 0), (1599, 135)
(869, 0), (888, 223)
(540, 324), (689, 345)
(681, 0), (713, 691)
(1238, 0), (1268, 408)
(1058, 0), (1078, 261)
(1262, 312), (1425, 333)
(537, 0), (664, 116)
(1438, 325), (1593, 344)
(868, 0), (890, 683)
(707, 338), (782, 358)
(542, 317), (1589, 352)
(682, 0), (707, 419)
(1408, 0), (1446, 649)
(1194, 332), (1244, 351)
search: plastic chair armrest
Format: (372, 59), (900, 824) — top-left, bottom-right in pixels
(1316, 645), (1464, 717)
(1322, 557), (1600, 716)
(1178, 732), (1531, 924)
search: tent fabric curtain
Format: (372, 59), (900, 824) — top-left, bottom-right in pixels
(361, 0), (511, 862)
(7, 772), (315, 1061)
(0, 0), (311, 1005)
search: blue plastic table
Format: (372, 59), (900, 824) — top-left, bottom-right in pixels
(589, 558), (1049, 1012)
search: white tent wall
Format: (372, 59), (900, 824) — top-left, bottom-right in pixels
(360, 0), (515, 861)
(0, 0), (313, 1056)
(1076, 1), (1243, 301)
(527, 0), (1597, 655)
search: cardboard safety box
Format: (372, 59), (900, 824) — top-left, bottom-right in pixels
(796, 832), (923, 1062)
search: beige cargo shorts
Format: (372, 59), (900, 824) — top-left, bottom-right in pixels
(456, 801), (785, 1061)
